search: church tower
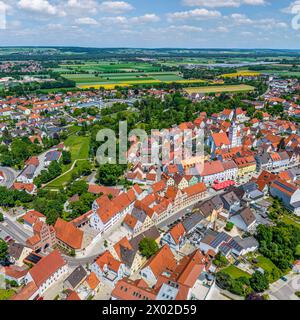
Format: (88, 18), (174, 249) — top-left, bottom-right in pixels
(229, 109), (241, 148)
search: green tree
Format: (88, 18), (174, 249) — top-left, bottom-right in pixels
(62, 150), (72, 165)
(0, 212), (4, 222)
(97, 164), (125, 186)
(139, 238), (159, 259)
(0, 239), (8, 261)
(250, 271), (269, 293)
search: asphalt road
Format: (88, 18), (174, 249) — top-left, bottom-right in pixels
(0, 223), (27, 244)
(0, 166), (18, 188)
(267, 273), (300, 300)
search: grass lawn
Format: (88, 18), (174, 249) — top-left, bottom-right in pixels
(64, 134), (90, 161)
(222, 265), (251, 279)
(255, 256), (282, 281)
(0, 289), (15, 300)
(45, 160), (90, 189)
(281, 214), (300, 229)
(184, 84), (255, 94)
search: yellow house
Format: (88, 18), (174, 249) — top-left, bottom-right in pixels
(234, 156), (257, 177)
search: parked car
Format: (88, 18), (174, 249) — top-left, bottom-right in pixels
(280, 276), (288, 282)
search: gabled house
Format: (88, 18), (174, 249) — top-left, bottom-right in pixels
(112, 237), (144, 275)
(8, 243), (32, 267)
(229, 207), (257, 232)
(24, 250), (68, 296)
(140, 244), (176, 287)
(91, 251), (125, 285)
(161, 222), (186, 251)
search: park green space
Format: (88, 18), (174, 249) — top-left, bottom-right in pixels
(45, 160), (90, 189)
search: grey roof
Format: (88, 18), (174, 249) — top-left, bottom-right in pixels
(278, 151), (290, 161)
(64, 265), (87, 289)
(240, 182), (258, 193)
(210, 195), (223, 210)
(21, 164), (37, 179)
(255, 153), (271, 165)
(182, 213), (204, 233)
(194, 195), (223, 218)
(119, 245), (136, 268)
(238, 207), (256, 226)
(221, 191), (240, 206)
(228, 236), (258, 253)
(45, 150), (61, 162)
(130, 226), (160, 252)
(131, 208), (147, 223)
(8, 243), (26, 260)
(248, 190), (264, 200)
(210, 231), (232, 248)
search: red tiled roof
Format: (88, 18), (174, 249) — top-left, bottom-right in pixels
(29, 250), (66, 287)
(10, 282), (38, 300)
(86, 272), (100, 290)
(112, 278), (157, 300)
(54, 218), (83, 250)
(211, 132), (230, 147)
(169, 223), (185, 245)
(22, 210), (45, 226)
(94, 251), (122, 273)
(143, 245), (176, 278)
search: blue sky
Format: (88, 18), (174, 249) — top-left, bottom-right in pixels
(0, 0), (300, 48)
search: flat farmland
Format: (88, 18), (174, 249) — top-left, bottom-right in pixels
(184, 84), (255, 94)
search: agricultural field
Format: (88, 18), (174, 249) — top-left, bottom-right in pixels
(77, 78), (208, 89)
(220, 70), (261, 78)
(184, 84), (255, 94)
(55, 60), (212, 89)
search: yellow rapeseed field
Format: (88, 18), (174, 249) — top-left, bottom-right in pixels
(78, 79), (211, 89)
(220, 70), (261, 78)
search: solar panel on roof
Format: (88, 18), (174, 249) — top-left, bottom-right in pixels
(274, 180), (295, 193)
(211, 232), (229, 248)
(26, 254), (42, 264)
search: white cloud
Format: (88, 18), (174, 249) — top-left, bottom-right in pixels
(282, 1), (300, 14)
(130, 14), (160, 24)
(18, 0), (65, 16)
(66, 0), (98, 13)
(167, 8), (221, 22)
(99, 13), (160, 25)
(168, 24), (203, 32)
(182, 0), (266, 7)
(99, 1), (134, 14)
(75, 17), (98, 25)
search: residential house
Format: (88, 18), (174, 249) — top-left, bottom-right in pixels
(63, 265), (87, 291)
(140, 244), (177, 287)
(161, 222), (186, 251)
(24, 250), (68, 296)
(229, 207), (257, 232)
(8, 243), (32, 267)
(112, 278), (157, 300)
(90, 251), (125, 285)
